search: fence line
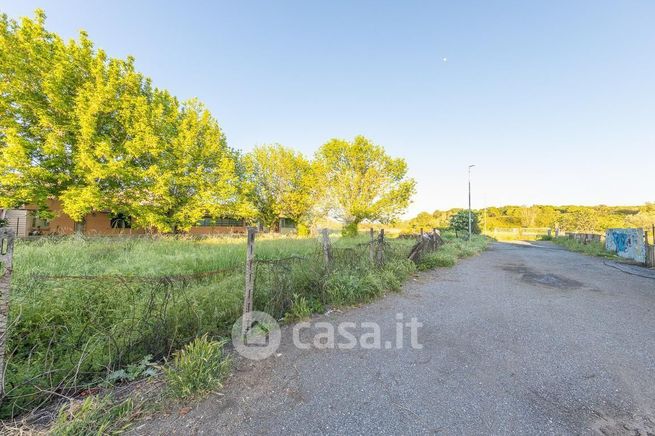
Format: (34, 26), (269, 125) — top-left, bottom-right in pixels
(567, 232), (602, 244)
(0, 227), (15, 399)
(0, 226), (444, 416)
(32, 265), (242, 285)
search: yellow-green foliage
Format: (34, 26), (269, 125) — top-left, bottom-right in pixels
(407, 204), (655, 235)
(480, 204), (654, 232)
(164, 335), (231, 399)
(0, 11), (251, 230)
(314, 136), (416, 236)
(245, 144), (317, 231)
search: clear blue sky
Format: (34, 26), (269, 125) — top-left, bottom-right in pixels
(2, 0), (654, 217)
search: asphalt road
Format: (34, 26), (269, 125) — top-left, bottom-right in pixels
(135, 242), (655, 435)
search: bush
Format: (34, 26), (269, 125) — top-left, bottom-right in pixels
(449, 210), (481, 237)
(163, 335), (231, 399)
(341, 222), (359, 237)
(416, 251), (457, 270)
(283, 294), (315, 321)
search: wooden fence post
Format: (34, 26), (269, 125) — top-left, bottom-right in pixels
(376, 228), (385, 265)
(0, 227), (15, 398)
(321, 228), (332, 267)
(369, 228), (375, 262)
(432, 228), (439, 249)
(242, 227), (256, 337)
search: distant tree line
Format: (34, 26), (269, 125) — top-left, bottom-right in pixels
(0, 11), (415, 235)
(406, 204), (655, 233)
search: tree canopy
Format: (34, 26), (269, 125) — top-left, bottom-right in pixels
(408, 204), (655, 234)
(0, 11), (249, 232)
(0, 12), (417, 235)
(245, 144), (317, 231)
(449, 210), (481, 237)
(315, 136), (415, 235)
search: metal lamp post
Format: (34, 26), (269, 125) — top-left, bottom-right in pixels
(468, 165), (475, 240)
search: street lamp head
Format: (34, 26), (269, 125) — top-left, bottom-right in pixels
(468, 164), (476, 169)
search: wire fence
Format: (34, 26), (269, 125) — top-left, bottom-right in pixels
(0, 227), (441, 419)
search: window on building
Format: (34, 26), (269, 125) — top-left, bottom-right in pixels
(110, 213), (132, 229)
(31, 213), (50, 229)
(196, 217), (213, 227)
(280, 218), (297, 229)
(196, 217), (245, 227)
(215, 217), (245, 227)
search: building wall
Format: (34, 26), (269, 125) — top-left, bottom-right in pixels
(5, 199), (251, 236)
(278, 217), (297, 234)
(45, 199), (75, 235)
(4, 209), (30, 237)
(188, 226), (247, 235)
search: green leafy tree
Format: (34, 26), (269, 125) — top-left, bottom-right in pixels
(0, 11), (249, 232)
(245, 144), (317, 231)
(71, 90), (250, 232)
(560, 207), (599, 232)
(449, 210), (480, 237)
(407, 211), (438, 232)
(0, 10), (95, 214)
(533, 205), (560, 228)
(315, 136), (415, 236)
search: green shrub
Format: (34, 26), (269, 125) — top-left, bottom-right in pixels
(325, 273), (361, 305)
(341, 222), (359, 237)
(163, 335), (230, 399)
(284, 294), (314, 321)
(416, 251), (457, 270)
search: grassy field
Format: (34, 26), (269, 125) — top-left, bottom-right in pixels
(3, 231), (488, 418)
(551, 236), (614, 257)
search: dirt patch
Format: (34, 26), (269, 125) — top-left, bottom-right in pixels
(502, 264), (583, 290)
(591, 412), (655, 435)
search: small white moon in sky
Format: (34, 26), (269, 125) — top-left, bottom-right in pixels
(442, 57), (448, 63)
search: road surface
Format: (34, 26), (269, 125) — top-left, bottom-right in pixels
(135, 242), (655, 435)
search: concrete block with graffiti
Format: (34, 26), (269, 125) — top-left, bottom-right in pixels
(605, 228), (645, 263)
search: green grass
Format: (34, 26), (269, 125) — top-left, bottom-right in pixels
(3, 231), (489, 420)
(551, 236), (615, 257)
(3, 233), (415, 418)
(163, 335), (231, 399)
(50, 395), (136, 436)
(415, 234), (490, 271)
